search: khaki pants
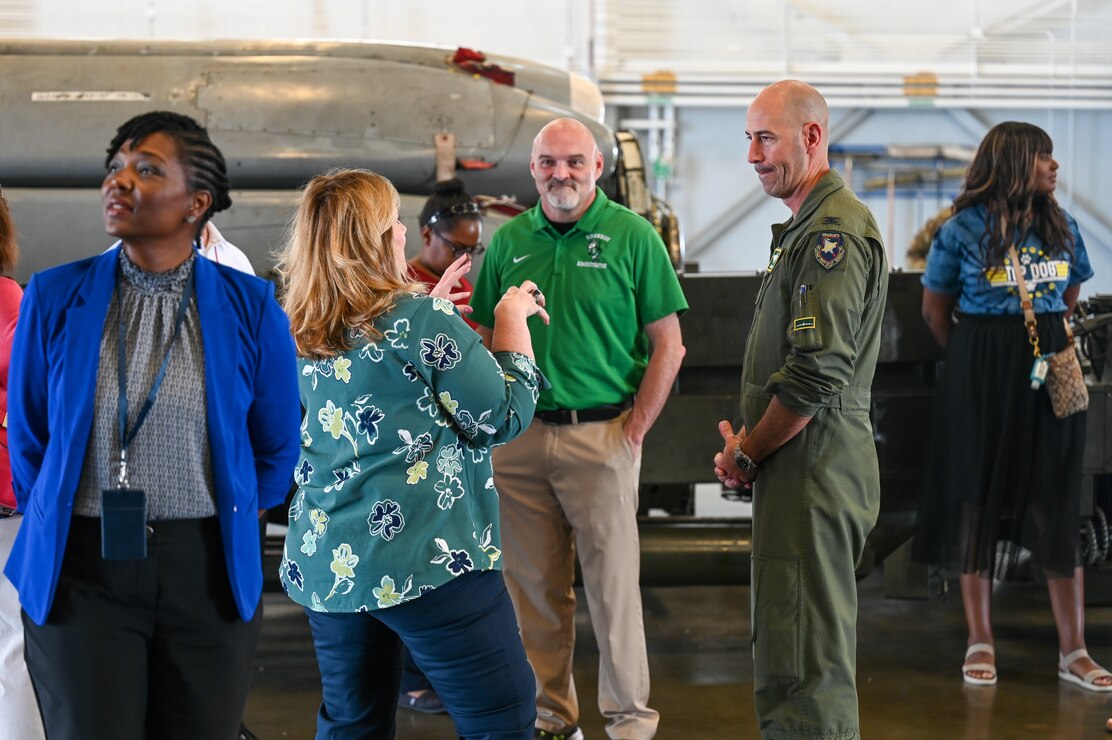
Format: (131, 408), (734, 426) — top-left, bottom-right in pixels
(494, 411), (659, 739)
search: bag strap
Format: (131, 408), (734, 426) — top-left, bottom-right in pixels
(1007, 244), (1042, 358)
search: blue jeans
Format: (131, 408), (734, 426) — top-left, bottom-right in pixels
(400, 647), (433, 693)
(306, 569), (535, 740)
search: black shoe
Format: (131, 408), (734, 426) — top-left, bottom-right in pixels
(237, 723), (259, 740)
(398, 690), (447, 715)
(534, 726), (584, 740)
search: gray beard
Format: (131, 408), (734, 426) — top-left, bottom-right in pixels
(544, 186), (579, 213)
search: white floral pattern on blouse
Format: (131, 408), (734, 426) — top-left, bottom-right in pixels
(280, 293), (547, 612)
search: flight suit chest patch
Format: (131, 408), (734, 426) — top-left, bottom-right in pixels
(766, 246), (784, 273)
(815, 232), (846, 270)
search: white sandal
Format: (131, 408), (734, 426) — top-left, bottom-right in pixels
(1058, 648), (1112, 693)
(962, 642), (998, 686)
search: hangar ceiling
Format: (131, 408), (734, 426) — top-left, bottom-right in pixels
(2, 1), (1108, 106)
(3, 1), (1107, 109)
(597, 0), (1112, 109)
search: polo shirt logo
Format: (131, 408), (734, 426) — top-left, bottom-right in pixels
(578, 233), (611, 269)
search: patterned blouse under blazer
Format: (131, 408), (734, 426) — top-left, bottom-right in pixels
(280, 293), (547, 612)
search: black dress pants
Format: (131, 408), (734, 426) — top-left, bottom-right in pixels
(22, 517), (262, 740)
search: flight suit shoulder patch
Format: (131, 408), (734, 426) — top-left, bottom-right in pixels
(815, 232), (846, 270)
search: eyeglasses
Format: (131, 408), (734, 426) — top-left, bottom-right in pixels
(435, 229), (486, 258)
(426, 201), (481, 228)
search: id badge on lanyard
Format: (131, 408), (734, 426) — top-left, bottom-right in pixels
(101, 262), (195, 560)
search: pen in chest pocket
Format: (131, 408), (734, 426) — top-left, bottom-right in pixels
(798, 284), (810, 311)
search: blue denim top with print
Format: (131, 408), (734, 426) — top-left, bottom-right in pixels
(922, 203), (1092, 315)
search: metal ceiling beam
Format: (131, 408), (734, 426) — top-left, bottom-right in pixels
(989, 0), (1075, 38)
(944, 108), (993, 141)
(1058, 184), (1112, 254)
(783, 0), (886, 55)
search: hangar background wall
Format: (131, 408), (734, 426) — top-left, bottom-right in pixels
(3, 0), (1110, 292)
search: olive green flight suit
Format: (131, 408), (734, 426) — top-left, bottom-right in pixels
(741, 170), (888, 740)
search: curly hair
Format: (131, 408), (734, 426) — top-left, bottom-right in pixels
(952, 121), (1074, 270)
(276, 168), (424, 359)
(106, 111), (232, 240)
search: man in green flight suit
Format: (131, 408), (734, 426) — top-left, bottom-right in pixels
(713, 80), (888, 739)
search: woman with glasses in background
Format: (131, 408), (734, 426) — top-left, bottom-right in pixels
(408, 179), (486, 329)
(396, 179), (486, 715)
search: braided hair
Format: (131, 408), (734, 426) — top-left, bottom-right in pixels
(418, 179), (480, 231)
(106, 111), (232, 236)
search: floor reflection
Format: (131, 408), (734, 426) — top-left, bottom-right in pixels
(245, 568), (1112, 738)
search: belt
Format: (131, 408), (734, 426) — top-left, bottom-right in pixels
(536, 399), (631, 426)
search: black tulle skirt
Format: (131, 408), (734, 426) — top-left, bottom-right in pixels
(912, 312), (1085, 578)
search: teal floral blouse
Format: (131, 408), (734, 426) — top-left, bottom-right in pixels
(279, 294), (547, 612)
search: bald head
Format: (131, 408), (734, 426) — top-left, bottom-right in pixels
(530, 117), (604, 222)
(533, 118), (598, 157)
(751, 80), (829, 152)
(745, 80), (831, 214)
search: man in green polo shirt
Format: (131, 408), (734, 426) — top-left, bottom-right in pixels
(470, 118), (687, 740)
(713, 81), (887, 739)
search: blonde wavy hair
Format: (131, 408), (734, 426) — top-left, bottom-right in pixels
(276, 168), (424, 359)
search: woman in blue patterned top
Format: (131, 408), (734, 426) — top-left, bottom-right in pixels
(276, 168), (549, 739)
(914, 122), (1108, 692)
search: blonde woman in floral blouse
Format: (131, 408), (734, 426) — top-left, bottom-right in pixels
(276, 168), (549, 740)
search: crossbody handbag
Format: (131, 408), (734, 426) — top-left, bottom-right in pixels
(1007, 245), (1088, 419)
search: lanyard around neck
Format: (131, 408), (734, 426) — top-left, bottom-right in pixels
(116, 261), (196, 487)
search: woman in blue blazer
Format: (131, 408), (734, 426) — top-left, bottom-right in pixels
(4, 111), (301, 740)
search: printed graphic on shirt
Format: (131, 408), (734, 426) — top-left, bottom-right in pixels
(578, 233), (610, 269)
(815, 232), (845, 270)
(984, 244), (1069, 300)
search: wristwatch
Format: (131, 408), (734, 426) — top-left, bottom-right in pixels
(733, 443), (758, 474)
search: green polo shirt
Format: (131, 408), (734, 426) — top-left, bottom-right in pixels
(470, 188), (687, 411)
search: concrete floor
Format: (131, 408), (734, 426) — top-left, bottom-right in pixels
(243, 567), (1112, 739)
